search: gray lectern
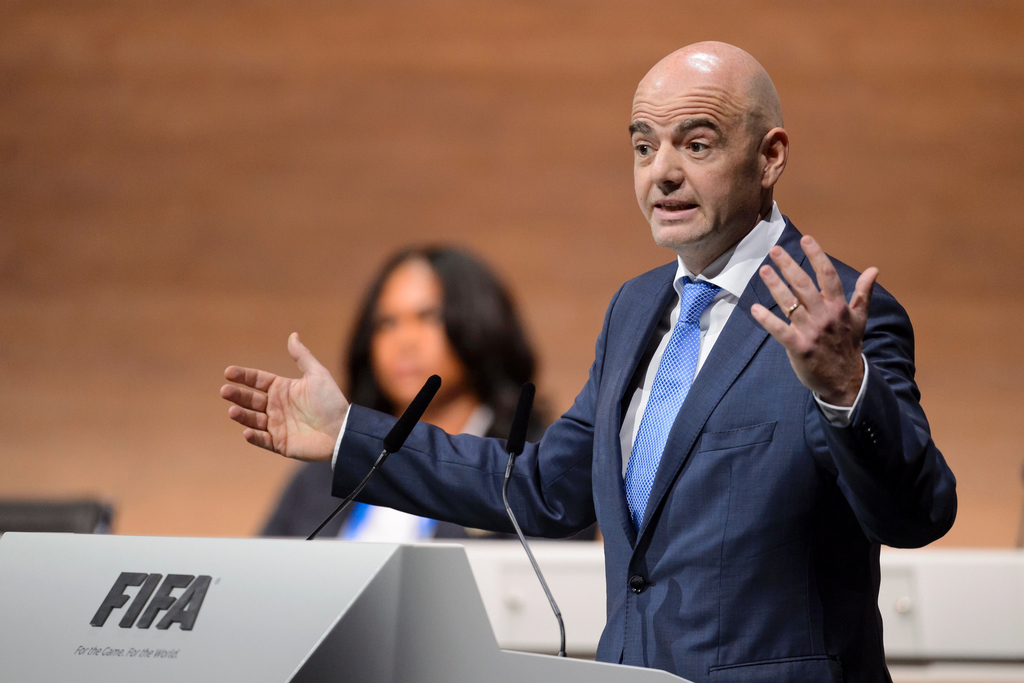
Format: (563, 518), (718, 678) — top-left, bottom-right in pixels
(0, 533), (689, 683)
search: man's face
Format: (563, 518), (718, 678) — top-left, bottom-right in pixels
(631, 57), (764, 259)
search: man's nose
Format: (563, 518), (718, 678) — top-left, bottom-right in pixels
(650, 145), (685, 194)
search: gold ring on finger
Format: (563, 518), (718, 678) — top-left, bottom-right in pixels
(785, 301), (801, 318)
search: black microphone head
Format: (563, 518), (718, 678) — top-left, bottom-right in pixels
(506, 382), (535, 456)
(382, 374), (442, 453)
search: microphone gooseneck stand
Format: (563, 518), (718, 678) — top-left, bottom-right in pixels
(501, 382), (567, 658)
(307, 447), (389, 541)
(307, 375), (442, 541)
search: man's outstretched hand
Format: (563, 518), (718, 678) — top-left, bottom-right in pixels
(750, 235), (877, 407)
(220, 333), (349, 462)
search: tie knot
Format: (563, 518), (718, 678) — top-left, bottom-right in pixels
(678, 278), (720, 324)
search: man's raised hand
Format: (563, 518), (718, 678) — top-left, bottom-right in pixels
(220, 333), (349, 462)
(750, 235), (877, 407)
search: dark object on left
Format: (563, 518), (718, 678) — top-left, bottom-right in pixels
(0, 499), (114, 534)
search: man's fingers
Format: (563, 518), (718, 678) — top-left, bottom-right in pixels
(751, 303), (795, 345)
(224, 365), (277, 392)
(758, 265), (806, 319)
(287, 332), (328, 377)
(769, 246), (822, 313)
(801, 236), (845, 301)
(228, 404), (269, 431)
(242, 428), (275, 451)
(850, 267), (878, 317)
(220, 384), (268, 412)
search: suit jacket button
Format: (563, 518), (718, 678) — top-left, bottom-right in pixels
(629, 575), (647, 594)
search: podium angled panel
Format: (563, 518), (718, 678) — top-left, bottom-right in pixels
(290, 545), (403, 683)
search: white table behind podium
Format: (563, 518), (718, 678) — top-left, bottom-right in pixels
(0, 533), (688, 683)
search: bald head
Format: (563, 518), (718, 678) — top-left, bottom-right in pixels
(635, 42), (783, 139)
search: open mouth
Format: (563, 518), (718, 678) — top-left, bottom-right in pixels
(653, 200), (698, 215)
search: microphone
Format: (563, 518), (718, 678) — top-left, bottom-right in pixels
(307, 375), (442, 540)
(501, 383), (566, 657)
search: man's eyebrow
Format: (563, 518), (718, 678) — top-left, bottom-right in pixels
(628, 118), (723, 137)
(628, 121), (653, 136)
(673, 118), (722, 136)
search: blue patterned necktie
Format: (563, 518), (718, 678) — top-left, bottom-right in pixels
(624, 277), (720, 529)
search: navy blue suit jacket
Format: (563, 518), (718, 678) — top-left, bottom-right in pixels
(333, 220), (957, 682)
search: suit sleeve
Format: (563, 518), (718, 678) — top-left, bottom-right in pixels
(331, 286), (624, 538)
(815, 286), (957, 548)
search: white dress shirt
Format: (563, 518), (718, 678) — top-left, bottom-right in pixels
(619, 202), (867, 475)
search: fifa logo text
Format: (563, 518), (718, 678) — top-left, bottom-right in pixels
(90, 572), (211, 631)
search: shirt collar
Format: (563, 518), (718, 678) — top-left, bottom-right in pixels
(674, 201), (787, 299)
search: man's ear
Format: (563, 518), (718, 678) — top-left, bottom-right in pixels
(760, 127), (789, 189)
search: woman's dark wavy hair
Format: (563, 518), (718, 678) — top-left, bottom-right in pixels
(345, 246), (543, 437)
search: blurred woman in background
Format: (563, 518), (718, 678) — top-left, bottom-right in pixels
(262, 246), (587, 540)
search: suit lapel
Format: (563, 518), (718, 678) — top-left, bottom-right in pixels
(634, 220), (806, 540)
(604, 266), (676, 547)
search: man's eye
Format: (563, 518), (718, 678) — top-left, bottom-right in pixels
(635, 144), (652, 156)
(688, 142), (708, 153)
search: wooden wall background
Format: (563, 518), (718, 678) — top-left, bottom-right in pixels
(1, 1), (1022, 545)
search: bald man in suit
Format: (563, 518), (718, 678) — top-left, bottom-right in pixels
(222, 42), (955, 682)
